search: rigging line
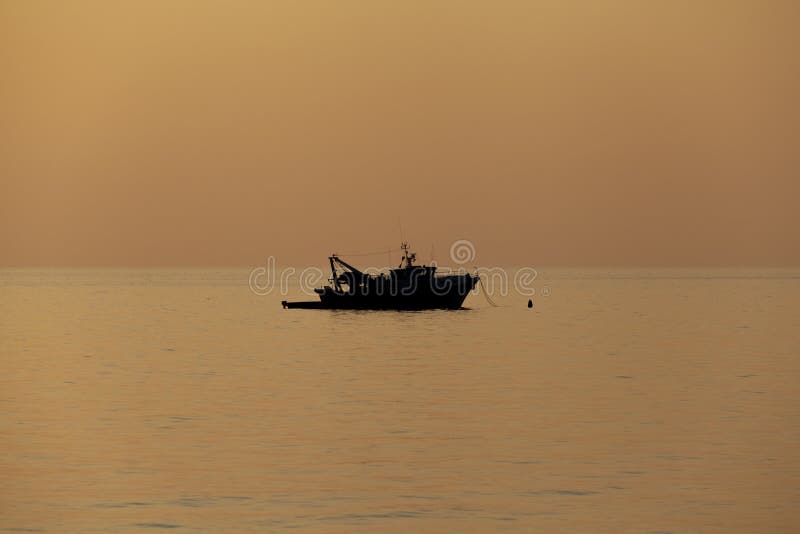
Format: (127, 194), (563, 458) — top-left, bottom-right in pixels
(335, 248), (400, 258)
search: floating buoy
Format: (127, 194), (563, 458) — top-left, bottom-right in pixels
(527, 299), (533, 308)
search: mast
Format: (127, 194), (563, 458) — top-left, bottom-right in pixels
(329, 255), (341, 291)
(399, 242), (416, 268)
(329, 254), (365, 291)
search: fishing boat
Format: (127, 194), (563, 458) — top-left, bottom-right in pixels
(281, 242), (479, 310)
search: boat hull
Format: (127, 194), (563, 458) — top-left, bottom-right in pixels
(282, 273), (478, 310)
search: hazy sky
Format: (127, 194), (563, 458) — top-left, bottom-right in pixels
(2, 1), (798, 267)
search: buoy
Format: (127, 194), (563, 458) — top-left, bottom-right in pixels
(527, 299), (533, 308)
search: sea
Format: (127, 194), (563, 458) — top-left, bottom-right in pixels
(1, 268), (798, 532)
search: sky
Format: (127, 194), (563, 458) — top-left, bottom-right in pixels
(1, 1), (798, 267)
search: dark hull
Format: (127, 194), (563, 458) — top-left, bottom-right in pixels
(281, 301), (328, 309)
(282, 273), (478, 310)
(281, 300), (468, 310)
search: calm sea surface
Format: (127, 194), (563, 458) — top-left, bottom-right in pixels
(1, 268), (798, 532)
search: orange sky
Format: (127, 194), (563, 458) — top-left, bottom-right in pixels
(1, 1), (798, 267)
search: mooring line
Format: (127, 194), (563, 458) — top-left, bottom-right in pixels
(478, 276), (500, 307)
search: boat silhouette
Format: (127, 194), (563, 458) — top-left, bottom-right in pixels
(282, 242), (478, 310)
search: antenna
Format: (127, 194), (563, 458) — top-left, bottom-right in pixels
(398, 217), (405, 244)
